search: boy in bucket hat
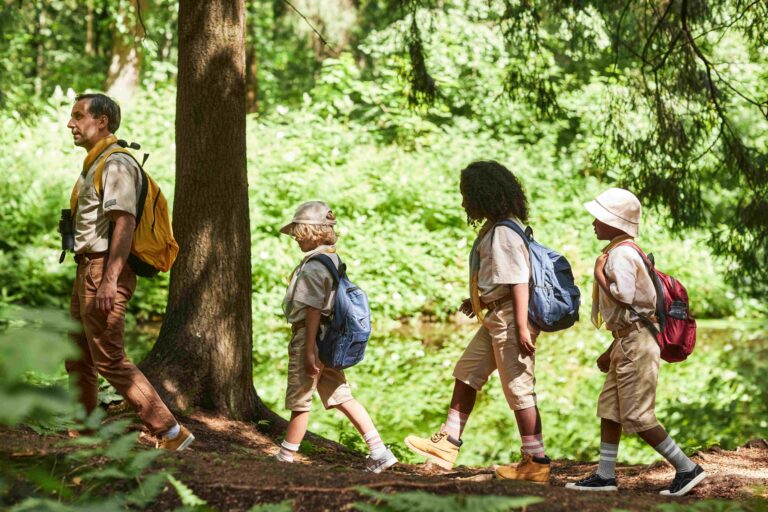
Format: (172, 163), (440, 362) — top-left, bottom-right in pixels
(565, 188), (706, 496)
(276, 201), (397, 473)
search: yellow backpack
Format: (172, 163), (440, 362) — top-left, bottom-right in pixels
(70, 145), (178, 277)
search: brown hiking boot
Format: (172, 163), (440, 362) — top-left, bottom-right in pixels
(157, 425), (195, 451)
(495, 450), (551, 483)
(404, 430), (462, 470)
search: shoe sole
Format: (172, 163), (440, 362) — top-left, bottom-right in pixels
(176, 433), (195, 451)
(660, 471), (707, 497)
(404, 438), (454, 470)
(369, 456), (398, 474)
(494, 470), (549, 484)
(565, 483), (618, 492)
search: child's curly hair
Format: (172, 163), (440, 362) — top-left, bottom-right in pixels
(289, 209), (339, 246)
(460, 160), (529, 227)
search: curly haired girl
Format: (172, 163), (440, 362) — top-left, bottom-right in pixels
(404, 160), (551, 483)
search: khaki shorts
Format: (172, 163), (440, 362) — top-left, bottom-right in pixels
(597, 327), (660, 433)
(285, 327), (353, 412)
(453, 301), (538, 411)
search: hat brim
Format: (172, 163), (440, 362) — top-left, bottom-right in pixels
(584, 200), (638, 237)
(279, 222), (295, 235)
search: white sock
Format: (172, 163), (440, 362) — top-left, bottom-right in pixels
(163, 424), (181, 440)
(363, 429), (386, 458)
(521, 433), (545, 458)
(597, 442), (619, 479)
(277, 440), (300, 462)
(444, 408), (469, 439)
(655, 436), (696, 473)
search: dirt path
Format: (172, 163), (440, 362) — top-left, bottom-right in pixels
(2, 412), (767, 511)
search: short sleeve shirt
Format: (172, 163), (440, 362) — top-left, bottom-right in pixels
(73, 147), (141, 254)
(599, 245), (657, 330)
(477, 218), (531, 301)
(283, 246), (339, 324)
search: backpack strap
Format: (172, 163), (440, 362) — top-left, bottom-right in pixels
(71, 147), (148, 224)
(609, 241), (661, 337)
(309, 253), (343, 286)
(494, 220), (533, 248)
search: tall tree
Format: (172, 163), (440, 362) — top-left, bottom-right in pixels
(140, 0), (272, 422)
(104, 0), (146, 100)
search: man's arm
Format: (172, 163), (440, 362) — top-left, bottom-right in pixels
(95, 211), (135, 313)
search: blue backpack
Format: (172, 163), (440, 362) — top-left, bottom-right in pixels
(310, 254), (372, 369)
(495, 221), (581, 332)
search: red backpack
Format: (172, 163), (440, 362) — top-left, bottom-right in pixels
(615, 241), (697, 363)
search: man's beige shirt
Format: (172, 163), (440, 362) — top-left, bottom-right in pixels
(283, 245), (339, 324)
(599, 245), (657, 330)
(477, 217), (531, 302)
(74, 145), (141, 254)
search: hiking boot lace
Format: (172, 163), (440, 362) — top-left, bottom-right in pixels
(430, 431), (448, 443)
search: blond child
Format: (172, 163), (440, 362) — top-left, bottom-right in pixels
(276, 201), (397, 473)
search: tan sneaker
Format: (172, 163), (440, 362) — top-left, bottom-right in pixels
(404, 430), (461, 470)
(157, 425), (195, 451)
(495, 450), (551, 484)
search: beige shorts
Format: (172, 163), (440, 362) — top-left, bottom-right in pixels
(453, 301), (538, 411)
(597, 327), (661, 433)
(285, 327), (353, 412)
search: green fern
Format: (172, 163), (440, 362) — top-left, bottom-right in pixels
(248, 501), (294, 512)
(167, 474), (208, 508)
(353, 488), (543, 512)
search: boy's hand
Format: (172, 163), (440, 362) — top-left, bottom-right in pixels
(594, 253), (608, 279)
(459, 298), (475, 318)
(304, 351), (320, 377)
(517, 328), (536, 357)
(597, 350), (611, 373)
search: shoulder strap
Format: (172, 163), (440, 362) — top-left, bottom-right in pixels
(493, 220), (532, 248)
(309, 253), (342, 285)
(610, 241), (661, 336)
(93, 148), (149, 225)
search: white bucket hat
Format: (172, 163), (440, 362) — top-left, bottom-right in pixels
(280, 201), (337, 235)
(584, 188), (641, 237)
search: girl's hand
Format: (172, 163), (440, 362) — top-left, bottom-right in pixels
(459, 298), (475, 318)
(304, 351), (320, 377)
(597, 350), (612, 373)
(517, 328), (536, 357)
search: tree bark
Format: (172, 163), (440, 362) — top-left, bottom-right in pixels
(140, 0), (272, 424)
(104, 0), (145, 100)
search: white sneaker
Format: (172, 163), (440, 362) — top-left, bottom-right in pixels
(365, 448), (397, 473)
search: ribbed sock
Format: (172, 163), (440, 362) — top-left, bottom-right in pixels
(163, 424), (180, 440)
(363, 429), (386, 458)
(521, 433), (545, 458)
(444, 408), (469, 439)
(277, 440), (300, 462)
(596, 442), (619, 479)
(654, 436), (696, 473)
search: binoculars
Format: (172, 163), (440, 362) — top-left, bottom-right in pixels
(58, 208), (74, 263)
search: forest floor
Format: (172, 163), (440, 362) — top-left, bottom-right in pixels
(2, 411), (767, 512)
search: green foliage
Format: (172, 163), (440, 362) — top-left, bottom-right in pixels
(248, 501), (294, 512)
(655, 497), (768, 512)
(353, 487), (542, 511)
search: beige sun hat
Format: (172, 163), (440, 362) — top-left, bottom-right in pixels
(584, 188), (641, 237)
(280, 201), (337, 235)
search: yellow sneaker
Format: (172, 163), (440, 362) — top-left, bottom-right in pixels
(157, 425), (195, 451)
(404, 430), (461, 470)
(495, 450), (551, 484)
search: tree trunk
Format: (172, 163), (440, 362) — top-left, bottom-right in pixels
(85, 0), (95, 57)
(140, 0), (272, 423)
(104, 0), (145, 100)
(245, 2), (259, 113)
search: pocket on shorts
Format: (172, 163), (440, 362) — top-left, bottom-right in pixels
(86, 261), (103, 290)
